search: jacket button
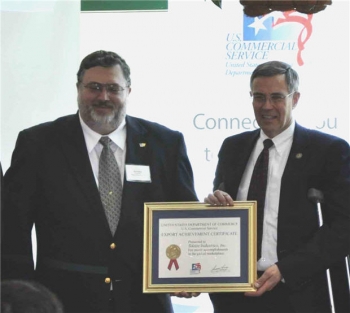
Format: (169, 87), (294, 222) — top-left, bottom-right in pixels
(110, 243), (116, 250)
(105, 277), (111, 284)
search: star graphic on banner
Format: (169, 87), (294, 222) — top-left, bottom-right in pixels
(248, 17), (267, 36)
(269, 11), (287, 24)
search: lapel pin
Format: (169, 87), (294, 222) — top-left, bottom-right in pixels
(139, 143), (146, 147)
(295, 153), (303, 159)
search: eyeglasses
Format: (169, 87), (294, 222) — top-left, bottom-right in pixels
(251, 92), (295, 104)
(82, 82), (127, 95)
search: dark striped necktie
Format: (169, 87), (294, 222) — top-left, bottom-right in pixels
(247, 139), (274, 260)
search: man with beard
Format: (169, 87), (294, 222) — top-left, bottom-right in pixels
(2, 50), (198, 313)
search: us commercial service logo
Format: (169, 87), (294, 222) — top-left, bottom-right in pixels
(226, 11), (313, 76)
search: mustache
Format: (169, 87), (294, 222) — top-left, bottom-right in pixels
(92, 101), (114, 109)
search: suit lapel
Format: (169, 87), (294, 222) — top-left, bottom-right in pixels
(55, 114), (111, 234)
(281, 124), (311, 186)
(124, 116), (149, 167)
(279, 123), (311, 215)
(225, 131), (260, 197)
(283, 124), (310, 176)
(122, 116), (150, 205)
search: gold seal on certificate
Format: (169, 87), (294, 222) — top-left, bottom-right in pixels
(166, 244), (181, 270)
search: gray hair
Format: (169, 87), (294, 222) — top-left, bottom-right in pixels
(250, 61), (299, 92)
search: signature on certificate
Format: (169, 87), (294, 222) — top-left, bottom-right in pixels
(211, 264), (229, 273)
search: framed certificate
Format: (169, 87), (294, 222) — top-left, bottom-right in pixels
(143, 201), (257, 293)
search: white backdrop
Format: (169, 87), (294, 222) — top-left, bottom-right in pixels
(1, 1), (349, 312)
(79, 0), (349, 202)
(1, 0), (80, 170)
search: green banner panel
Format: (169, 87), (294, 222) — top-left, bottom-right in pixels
(81, 1), (168, 12)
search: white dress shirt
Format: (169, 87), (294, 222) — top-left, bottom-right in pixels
(236, 121), (295, 271)
(79, 114), (126, 291)
(79, 114), (127, 187)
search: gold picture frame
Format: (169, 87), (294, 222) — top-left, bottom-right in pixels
(143, 201), (257, 293)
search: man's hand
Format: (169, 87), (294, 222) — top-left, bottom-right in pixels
(245, 264), (282, 297)
(204, 190), (234, 206)
(171, 292), (200, 298)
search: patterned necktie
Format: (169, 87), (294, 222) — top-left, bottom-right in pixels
(247, 139), (274, 260)
(99, 137), (123, 235)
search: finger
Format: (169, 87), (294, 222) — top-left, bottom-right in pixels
(221, 192), (234, 206)
(213, 190), (233, 205)
(204, 193), (222, 206)
(182, 294), (192, 298)
(245, 280), (270, 297)
(172, 292), (185, 298)
(172, 291), (196, 298)
(254, 276), (267, 289)
(245, 286), (266, 297)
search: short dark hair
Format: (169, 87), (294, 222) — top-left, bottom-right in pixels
(1, 280), (64, 313)
(250, 61), (299, 93)
(77, 50), (131, 86)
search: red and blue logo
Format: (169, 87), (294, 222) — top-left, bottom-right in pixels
(191, 263), (201, 274)
(243, 12), (313, 66)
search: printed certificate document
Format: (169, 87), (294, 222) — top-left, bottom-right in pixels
(143, 202), (257, 293)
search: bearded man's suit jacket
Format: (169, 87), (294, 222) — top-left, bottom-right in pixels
(210, 123), (350, 313)
(2, 113), (198, 313)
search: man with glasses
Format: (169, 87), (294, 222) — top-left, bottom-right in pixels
(205, 61), (350, 312)
(2, 50), (198, 313)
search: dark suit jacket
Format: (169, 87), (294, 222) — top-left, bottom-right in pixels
(210, 123), (350, 312)
(2, 113), (198, 313)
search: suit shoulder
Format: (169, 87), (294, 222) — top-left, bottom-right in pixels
(221, 130), (258, 146)
(127, 116), (183, 139)
(299, 126), (349, 148)
(21, 114), (76, 132)
(18, 114), (77, 142)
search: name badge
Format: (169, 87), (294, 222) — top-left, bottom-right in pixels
(126, 164), (152, 183)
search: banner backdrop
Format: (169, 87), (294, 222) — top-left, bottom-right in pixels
(80, 2), (349, 311)
(80, 0), (349, 201)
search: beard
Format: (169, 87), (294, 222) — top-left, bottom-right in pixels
(79, 100), (126, 134)
(91, 104), (118, 125)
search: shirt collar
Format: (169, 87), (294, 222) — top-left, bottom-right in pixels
(260, 119), (295, 154)
(79, 113), (127, 153)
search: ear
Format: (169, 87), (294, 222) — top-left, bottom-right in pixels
(292, 92), (300, 109)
